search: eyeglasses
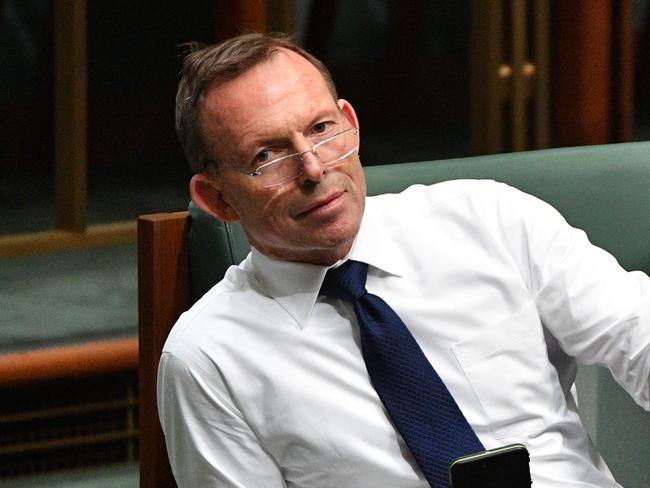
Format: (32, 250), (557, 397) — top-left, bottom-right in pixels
(233, 127), (359, 187)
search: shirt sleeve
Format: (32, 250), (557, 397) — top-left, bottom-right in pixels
(157, 349), (286, 487)
(492, 182), (650, 410)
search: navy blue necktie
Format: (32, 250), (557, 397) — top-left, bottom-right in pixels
(321, 260), (483, 487)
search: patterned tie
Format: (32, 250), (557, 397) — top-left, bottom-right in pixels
(320, 260), (484, 487)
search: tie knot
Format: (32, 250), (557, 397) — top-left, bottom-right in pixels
(320, 260), (368, 302)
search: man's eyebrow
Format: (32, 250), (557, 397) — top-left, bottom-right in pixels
(309, 106), (341, 122)
(235, 136), (287, 166)
(247, 134), (288, 149)
(301, 108), (342, 131)
(236, 106), (342, 157)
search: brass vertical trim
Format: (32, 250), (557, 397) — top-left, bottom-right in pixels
(534, 0), (551, 148)
(511, 0), (527, 151)
(488, 0), (504, 154)
(613, 0), (635, 142)
(472, 0), (551, 154)
(471, 0), (504, 155)
(470, 0), (482, 154)
(54, 0), (87, 232)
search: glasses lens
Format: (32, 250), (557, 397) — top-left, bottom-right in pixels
(267, 155), (303, 185)
(262, 128), (358, 187)
(320, 128), (358, 169)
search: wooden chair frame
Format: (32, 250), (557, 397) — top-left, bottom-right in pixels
(138, 211), (191, 488)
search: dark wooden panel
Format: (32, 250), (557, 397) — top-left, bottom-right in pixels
(215, 0), (268, 40)
(555, 0), (613, 146)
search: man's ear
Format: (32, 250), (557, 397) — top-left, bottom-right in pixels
(338, 98), (360, 130)
(189, 173), (240, 222)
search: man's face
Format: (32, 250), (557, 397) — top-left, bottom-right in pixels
(191, 49), (366, 266)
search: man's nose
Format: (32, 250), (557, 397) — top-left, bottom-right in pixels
(297, 148), (326, 185)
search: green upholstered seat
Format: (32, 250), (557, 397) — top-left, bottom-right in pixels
(188, 141), (650, 487)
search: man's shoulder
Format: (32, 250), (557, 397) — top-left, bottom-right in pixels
(367, 178), (504, 210)
(162, 262), (255, 356)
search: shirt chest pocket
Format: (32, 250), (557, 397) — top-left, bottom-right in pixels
(451, 302), (564, 439)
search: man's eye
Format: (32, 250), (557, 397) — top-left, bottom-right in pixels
(312, 122), (330, 135)
(254, 150), (271, 164)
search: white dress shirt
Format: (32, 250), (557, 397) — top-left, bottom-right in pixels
(158, 180), (650, 487)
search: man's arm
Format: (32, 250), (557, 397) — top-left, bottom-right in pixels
(157, 351), (286, 487)
(494, 182), (650, 409)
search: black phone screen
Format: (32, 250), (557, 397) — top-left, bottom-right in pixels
(449, 444), (531, 488)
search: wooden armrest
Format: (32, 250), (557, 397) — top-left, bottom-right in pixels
(0, 337), (138, 386)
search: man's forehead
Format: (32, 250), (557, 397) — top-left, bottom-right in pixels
(200, 48), (335, 141)
(263, 49), (322, 94)
(207, 49), (326, 102)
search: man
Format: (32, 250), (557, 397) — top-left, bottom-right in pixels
(159, 33), (649, 487)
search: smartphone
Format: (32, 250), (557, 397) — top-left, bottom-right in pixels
(449, 443), (531, 488)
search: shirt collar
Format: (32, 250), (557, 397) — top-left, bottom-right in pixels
(249, 196), (407, 328)
(250, 248), (327, 329)
(347, 196), (407, 278)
